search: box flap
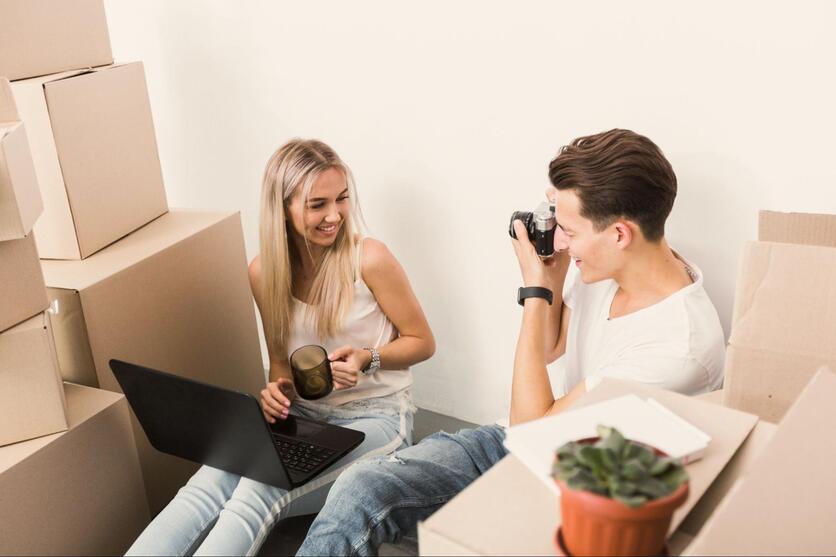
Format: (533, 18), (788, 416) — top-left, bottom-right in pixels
(759, 210), (836, 248)
(0, 78), (19, 122)
(723, 241), (836, 420)
(41, 210), (236, 291)
(729, 241), (836, 356)
(686, 368), (836, 555)
(422, 455), (560, 556)
(679, 418), (777, 537)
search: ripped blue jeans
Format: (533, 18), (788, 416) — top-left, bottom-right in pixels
(296, 424), (507, 557)
(126, 392), (414, 556)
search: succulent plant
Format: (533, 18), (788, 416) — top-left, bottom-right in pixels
(551, 425), (689, 508)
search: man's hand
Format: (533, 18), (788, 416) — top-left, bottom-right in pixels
(511, 220), (569, 288)
(261, 377), (296, 424)
(329, 345), (373, 391)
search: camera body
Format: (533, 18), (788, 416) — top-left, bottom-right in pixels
(509, 202), (556, 258)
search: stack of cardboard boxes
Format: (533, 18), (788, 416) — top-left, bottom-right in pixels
(1, 1), (267, 553)
(0, 78), (66, 448)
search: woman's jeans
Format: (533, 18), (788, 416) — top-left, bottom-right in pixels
(297, 424), (507, 557)
(126, 394), (414, 557)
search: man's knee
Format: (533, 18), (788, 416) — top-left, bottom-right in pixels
(329, 456), (401, 506)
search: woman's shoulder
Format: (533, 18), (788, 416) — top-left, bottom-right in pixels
(248, 255), (262, 280)
(247, 255), (262, 297)
(358, 237), (400, 285)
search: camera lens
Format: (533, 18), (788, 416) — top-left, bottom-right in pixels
(509, 211), (534, 240)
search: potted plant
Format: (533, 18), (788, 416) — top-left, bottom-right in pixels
(551, 425), (690, 557)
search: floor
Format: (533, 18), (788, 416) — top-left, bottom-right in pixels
(257, 408), (477, 556)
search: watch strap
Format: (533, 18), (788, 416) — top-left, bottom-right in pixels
(517, 286), (554, 306)
(362, 346), (380, 375)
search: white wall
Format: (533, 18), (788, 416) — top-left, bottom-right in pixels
(104, 0), (836, 425)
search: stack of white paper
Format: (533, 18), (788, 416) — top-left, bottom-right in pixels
(503, 395), (711, 494)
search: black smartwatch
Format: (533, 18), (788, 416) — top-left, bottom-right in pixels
(517, 286), (554, 306)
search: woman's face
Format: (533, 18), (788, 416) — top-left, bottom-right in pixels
(286, 167), (350, 249)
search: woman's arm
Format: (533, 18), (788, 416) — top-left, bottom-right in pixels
(360, 238), (435, 370)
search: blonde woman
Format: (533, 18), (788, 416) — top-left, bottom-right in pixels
(126, 139), (435, 556)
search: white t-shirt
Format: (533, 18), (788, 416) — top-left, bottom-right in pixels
(549, 254), (725, 397)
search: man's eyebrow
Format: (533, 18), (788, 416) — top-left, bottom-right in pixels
(307, 188), (349, 202)
(557, 222), (572, 233)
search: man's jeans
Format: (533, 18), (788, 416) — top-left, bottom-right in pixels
(296, 424), (507, 557)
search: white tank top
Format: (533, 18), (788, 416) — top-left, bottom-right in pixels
(286, 238), (413, 405)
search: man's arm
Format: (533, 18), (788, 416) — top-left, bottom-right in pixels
(542, 253), (571, 361)
(509, 299), (579, 425)
(509, 219), (575, 425)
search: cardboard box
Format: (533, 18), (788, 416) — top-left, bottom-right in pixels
(723, 211), (836, 422)
(723, 239), (836, 422)
(759, 210), (836, 248)
(42, 209), (266, 513)
(0, 79), (43, 241)
(0, 383), (150, 555)
(0, 233), (49, 333)
(0, 0), (113, 81)
(686, 367), (836, 555)
(417, 378), (759, 556)
(0, 312), (67, 446)
(11, 62), (168, 259)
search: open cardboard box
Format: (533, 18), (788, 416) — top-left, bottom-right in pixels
(686, 367), (836, 555)
(418, 378), (759, 556)
(0, 383), (149, 555)
(0, 78), (43, 241)
(723, 211), (836, 422)
(0, 233), (49, 333)
(0, 312), (67, 447)
(42, 209), (266, 513)
(0, 0), (113, 81)
(10, 62), (168, 259)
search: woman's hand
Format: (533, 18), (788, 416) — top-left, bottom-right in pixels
(511, 220), (569, 289)
(329, 345), (372, 391)
(261, 377), (296, 424)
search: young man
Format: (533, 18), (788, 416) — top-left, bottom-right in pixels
(296, 129), (725, 556)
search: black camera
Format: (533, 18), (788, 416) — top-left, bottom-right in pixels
(509, 202), (557, 258)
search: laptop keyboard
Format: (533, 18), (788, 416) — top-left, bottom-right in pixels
(271, 434), (337, 474)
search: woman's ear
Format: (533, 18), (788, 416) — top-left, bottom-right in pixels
(613, 221), (633, 250)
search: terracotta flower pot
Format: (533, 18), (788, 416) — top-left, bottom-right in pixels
(555, 440), (689, 557)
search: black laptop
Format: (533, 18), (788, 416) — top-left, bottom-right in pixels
(110, 359), (365, 489)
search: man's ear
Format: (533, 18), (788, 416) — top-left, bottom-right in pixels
(613, 221), (634, 249)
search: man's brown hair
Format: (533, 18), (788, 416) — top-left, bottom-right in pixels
(548, 129), (677, 242)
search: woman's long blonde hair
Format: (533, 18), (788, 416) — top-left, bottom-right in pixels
(259, 139), (364, 357)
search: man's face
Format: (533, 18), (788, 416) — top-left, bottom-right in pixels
(548, 187), (622, 283)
